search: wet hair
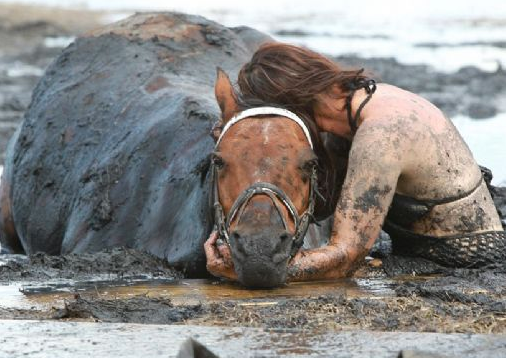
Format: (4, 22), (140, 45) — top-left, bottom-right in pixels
(237, 42), (369, 122)
(235, 43), (362, 219)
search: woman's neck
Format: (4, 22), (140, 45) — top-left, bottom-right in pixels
(315, 88), (373, 139)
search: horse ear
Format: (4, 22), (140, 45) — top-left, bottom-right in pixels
(214, 67), (239, 124)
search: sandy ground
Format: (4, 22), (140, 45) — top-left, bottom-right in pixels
(2, 320), (504, 357)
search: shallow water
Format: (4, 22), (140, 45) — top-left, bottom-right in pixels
(0, 277), (398, 311)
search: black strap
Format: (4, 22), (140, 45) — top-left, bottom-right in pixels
(345, 75), (377, 134)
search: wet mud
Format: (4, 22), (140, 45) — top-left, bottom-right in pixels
(0, 247), (182, 282)
(0, 4), (104, 163)
(58, 295), (204, 324)
(1, 249), (505, 334)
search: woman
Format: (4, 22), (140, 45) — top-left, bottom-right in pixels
(205, 43), (505, 281)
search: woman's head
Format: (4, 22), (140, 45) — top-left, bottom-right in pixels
(234, 43), (359, 224)
(237, 42), (368, 122)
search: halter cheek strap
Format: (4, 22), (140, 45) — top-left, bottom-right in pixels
(212, 169), (317, 257)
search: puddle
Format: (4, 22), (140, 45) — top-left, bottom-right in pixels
(0, 277), (398, 311)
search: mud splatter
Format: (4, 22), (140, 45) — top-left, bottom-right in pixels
(354, 185), (392, 213)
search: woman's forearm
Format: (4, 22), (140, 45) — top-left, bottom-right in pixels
(287, 245), (355, 281)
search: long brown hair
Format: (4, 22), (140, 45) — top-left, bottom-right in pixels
(236, 43), (363, 219)
(237, 42), (368, 121)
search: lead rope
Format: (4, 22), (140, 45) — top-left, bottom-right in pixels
(345, 75), (377, 135)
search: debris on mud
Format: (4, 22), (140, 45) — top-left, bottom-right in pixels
(2, 252), (505, 334)
(0, 247), (183, 282)
(57, 295), (204, 324)
(191, 286), (505, 334)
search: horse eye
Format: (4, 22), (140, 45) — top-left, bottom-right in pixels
(302, 158), (318, 172)
(212, 155), (225, 169)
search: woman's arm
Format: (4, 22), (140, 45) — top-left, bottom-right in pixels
(288, 122), (402, 281)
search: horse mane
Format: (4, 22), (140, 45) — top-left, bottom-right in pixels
(236, 96), (348, 220)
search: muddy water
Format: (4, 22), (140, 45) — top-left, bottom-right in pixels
(1, 277), (397, 311)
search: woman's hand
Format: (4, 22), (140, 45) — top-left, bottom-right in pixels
(204, 230), (238, 281)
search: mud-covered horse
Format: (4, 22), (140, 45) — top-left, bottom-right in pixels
(209, 69), (348, 286)
(4, 12), (503, 287)
(0, 13), (346, 284)
(0, 13), (269, 275)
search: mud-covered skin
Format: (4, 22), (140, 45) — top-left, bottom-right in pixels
(287, 83), (503, 281)
(0, 13), (274, 276)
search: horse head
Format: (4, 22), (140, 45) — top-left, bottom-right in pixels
(212, 69), (321, 288)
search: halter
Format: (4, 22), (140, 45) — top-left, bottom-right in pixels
(212, 107), (317, 257)
(215, 107), (313, 148)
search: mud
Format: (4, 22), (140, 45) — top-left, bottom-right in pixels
(0, 4), (104, 164)
(0, 247), (182, 282)
(0, 249), (505, 334)
(57, 295), (204, 324)
(192, 263), (506, 334)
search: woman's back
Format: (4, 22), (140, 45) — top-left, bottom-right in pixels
(360, 84), (502, 236)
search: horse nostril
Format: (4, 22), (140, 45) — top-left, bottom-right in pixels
(279, 232), (290, 242)
(231, 231), (241, 241)
(230, 231), (247, 257)
(272, 231), (292, 264)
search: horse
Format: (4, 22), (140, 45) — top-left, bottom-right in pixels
(212, 68), (347, 287)
(0, 12), (347, 287)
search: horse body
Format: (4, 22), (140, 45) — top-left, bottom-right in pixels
(0, 13), (343, 282)
(0, 13), (271, 275)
